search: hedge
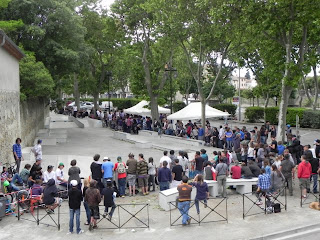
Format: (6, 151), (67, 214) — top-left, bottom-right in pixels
(213, 103), (237, 116)
(173, 101), (186, 112)
(301, 110), (320, 128)
(245, 107), (264, 122)
(245, 106), (315, 127)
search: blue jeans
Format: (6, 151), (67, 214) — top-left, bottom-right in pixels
(83, 201), (91, 224)
(118, 178), (126, 196)
(178, 201), (190, 225)
(226, 141), (232, 151)
(103, 178), (113, 188)
(195, 198), (207, 214)
(311, 174), (318, 193)
(194, 170), (203, 176)
(159, 181), (169, 191)
(69, 208), (81, 233)
(104, 204), (116, 218)
(10, 173), (23, 191)
(260, 136), (266, 144)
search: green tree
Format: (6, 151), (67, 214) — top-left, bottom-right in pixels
(20, 52), (54, 100)
(0, 0), (23, 31)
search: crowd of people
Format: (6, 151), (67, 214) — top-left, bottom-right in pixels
(2, 119), (320, 228)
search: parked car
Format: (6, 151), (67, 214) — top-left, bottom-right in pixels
(80, 102), (94, 111)
(100, 101), (113, 111)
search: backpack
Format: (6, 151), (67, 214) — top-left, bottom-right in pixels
(117, 163), (126, 174)
(273, 203), (281, 213)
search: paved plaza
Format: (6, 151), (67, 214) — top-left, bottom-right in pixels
(1, 113), (320, 240)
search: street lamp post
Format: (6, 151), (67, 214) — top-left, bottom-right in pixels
(165, 63), (177, 114)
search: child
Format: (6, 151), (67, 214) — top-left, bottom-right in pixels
(102, 180), (117, 220)
(83, 178), (91, 225)
(68, 180), (84, 234)
(20, 164), (31, 185)
(247, 142), (255, 161)
(31, 179), (43, 196)
(262, 159), (271, 176)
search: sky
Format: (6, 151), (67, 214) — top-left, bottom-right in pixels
(101, 0), (114, 8)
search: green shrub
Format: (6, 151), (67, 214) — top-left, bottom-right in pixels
(265, 107), (279, 125)
(301, 110), (320, 128)
(173, 101), (186, 112)
(245, 107), (264, 122)
(213, 103), (237, 116)
(286, 108), (306, 126)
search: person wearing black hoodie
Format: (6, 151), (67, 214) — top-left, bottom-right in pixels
(68, 180), (84, 234)
(90, 154), (103, 192)
(42, 178), (60, 214)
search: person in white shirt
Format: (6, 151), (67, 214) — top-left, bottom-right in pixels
(177, 151), (188, 173)
(43, 165), (56, 183)
(159, 151), (172, 168)
(56, 162), (68, 187)
(218, 125), (225, 148)
(32, 139), (42, 160)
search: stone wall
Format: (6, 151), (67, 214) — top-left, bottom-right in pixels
(0, 91), (21, 163)
(20, 98), (50, 147)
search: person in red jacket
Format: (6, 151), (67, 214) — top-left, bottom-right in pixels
(298, 155), (312, 198)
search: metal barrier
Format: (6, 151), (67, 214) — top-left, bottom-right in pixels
(300, 189), (319, 207)
(169, 197), (228, 227)
(95, 203), (150, 230)
(17, 198), (61, 230)
(242, 187), (287, 219)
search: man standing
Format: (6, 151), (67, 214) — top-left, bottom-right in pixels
(101, 157), (114, 187)
(177, 151), (188, 175)
(218, 125), (225, 149)
(172, 159), (183, 188)
(13, 138), (23, 173)
(68, 180), (84, 234)
(280, 154), (295, 196)
(137, 154), (149, 196)
(216, 158), (229, 198)
(90, 154), (103, 192)
(193, 151), (204, 175)
(177, 176), (192, 225)
(126, 153), (137, 197)
(32, 139), (42, 161)
(158, 161), (172, 191)
(310, 155), (320, 194)
(160, 151), (172, 168)
(298, 155), (312, 198)
(114, 156), (127, 197)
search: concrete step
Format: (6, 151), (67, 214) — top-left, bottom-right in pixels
(276, 228), (320, 240)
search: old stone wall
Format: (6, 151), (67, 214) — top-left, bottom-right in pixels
(0, 91), (21, 163)
(20, 98), (49, 147)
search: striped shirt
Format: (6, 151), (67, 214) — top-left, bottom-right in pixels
(13, 143), (22, 158)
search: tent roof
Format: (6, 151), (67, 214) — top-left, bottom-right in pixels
(167, 102), (230, 120)
(124, 100), (170, 116)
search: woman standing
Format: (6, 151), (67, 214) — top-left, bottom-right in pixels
(270, 165), (285, 193)
(192, 174), (209, 214)
(82, 178), (91, 226)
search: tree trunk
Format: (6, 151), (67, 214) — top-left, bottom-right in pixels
(263, 93), (270, 124)
(201, 99), (206, 129)
(298, 95), (303, 107)
(277, 43), (293, 142)
(93, 92), (99, 117)
(312, 65), (318, 110)
(302, 75), (312, 105)
(252, 97), (255, 107)
(74, 73), (80, 111)
(150, 94), (159, 121)
(257, 97), (260, 107)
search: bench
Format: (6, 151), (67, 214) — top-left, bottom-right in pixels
(134, 140), (152, 149)
(205, 178), (258, 197)
(113, 131), (128, 141)
(159, 187), (197, 211)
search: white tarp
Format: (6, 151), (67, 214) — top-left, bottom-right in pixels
(124, 100), (170, 116)
(167, 102), (230, 120)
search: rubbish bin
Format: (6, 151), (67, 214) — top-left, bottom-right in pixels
(0, 195), (6, 219)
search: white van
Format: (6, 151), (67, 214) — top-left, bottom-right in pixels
(100, 101), (113, 111)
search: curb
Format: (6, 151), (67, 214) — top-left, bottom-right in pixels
(249, 223), (320, 240)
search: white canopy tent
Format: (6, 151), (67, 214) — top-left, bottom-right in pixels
(124, 100), (170, 116)
(167, 102), (230, 120)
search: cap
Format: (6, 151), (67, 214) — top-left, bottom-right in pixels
(38, 139), (42, 143)
(58, 162), (64, 167)
(103, 156), (110, 160)
(250, 130), (255, 133)
(3, 180), (10, 187)
(316, 139), (320, 144)
(287, 124), (291, 127)
(70, 180), (78, 187)
(106, 179), (112, 182)
(117, 156), (122, 161)
(48, 165), (53, 169)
